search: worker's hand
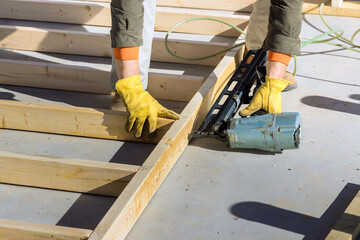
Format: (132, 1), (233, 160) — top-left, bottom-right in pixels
(239, 76), (289, 117)
(115, 75), (180, 138)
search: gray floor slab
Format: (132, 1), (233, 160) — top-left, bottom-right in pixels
(125, 14), (360, 240)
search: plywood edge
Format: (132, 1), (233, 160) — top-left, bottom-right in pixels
(0, 150), (139, 196)
(0, 218), (92, 240)
(87, 36), (244, 240)
(0, 100), (174, 143)
(325, 191), (360, 240)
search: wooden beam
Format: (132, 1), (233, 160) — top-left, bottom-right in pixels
(88, 36), (244, 240)
(325, 191), (360, 240)
(0, 52), (205, 101)
(0, 20), (234, 66)
(0, 151), (139, 196)
(0, 1), (249, 36)
(331, 0), (343, 8)
(0, 100), (174, 143)
(0, 58), (112, 94)
(0, 218), (92, 240)
(155, 7), (249, 37)
(157, 0), (254, 12)
(302, 0), (360, 17)
(148, 73), (204, 102)
(72, 0), (360, 17)
(76, 0), (255, 12)
(0, 0), (111, 27)
(152, 34), (233, 66)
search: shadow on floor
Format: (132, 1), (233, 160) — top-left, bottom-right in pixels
(189, 137), (276, 155)
(56, 194), (117, 230)
(0, 92), (16, 101)
(54, 141), (155, 229)
(109, 141), (155, 166)
(350, 94), (360, 101)
(0, 84), (113, 109)
(230, 183), (360, 240)
(301, 95), (360, 116)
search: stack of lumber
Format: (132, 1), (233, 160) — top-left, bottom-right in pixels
(0, 0), (250, 239)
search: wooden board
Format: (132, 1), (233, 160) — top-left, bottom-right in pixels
(0, 151), (139, 196)
(155, 7), (249, 37)
(0, 100), (174, 143)
(0, 20), (234, 66)
(87, 37), (244, 240)
(302, 0), (360, 17)
(156, 0), (360, 17)
(0, 1), (249, 36)
(76, 0), (255, 12)
(0, 52), (205, 101)
(0, 218), (92, 240)
(157, 0), (255, 12)
(325, 191), (360, 240)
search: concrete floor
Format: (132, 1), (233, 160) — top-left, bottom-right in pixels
(125, 14), (360, 240)
(0, 14), (359, 240)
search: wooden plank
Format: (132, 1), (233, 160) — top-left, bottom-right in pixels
(77, 0), (255, 12)
(0, 151), (139, 196)
(325, 191), (360, 240)
(157, 0), (255, 12)
(0, 53), (205, 101)
(302, 0), (360, 17)
(0, 20), (234, 66)
(331, 0), (343, 8)
(0, 218), (92, 240)
(0, 100), (174, 143)
(0, 0), (111, 27)
(148, 73), (204, 102)
(0, 0), (249, 36)
(155, 7), (249, 37)
(88, 36), (244, 240)
(152, 34), (233, 66)
(0, 58), (112, 94)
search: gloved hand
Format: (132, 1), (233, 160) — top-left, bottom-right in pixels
(239, 76), (289, 117)
(115, 75), (180, 138)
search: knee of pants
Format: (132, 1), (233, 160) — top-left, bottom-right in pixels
(245, 0), (271, 51)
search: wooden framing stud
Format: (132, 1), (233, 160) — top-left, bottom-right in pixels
(0, 219), (92, 240)
(325, 191), (360, 240)
(0, 100), (174, 143)
(0, 151), (139, 196)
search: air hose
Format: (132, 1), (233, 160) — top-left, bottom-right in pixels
(164, 0), (359, 76)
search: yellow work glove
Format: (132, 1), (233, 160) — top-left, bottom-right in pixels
(115, 75), (180, 138)
(239, 76), (289, 117)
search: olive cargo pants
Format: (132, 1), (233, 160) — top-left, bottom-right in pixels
(110, 0), (303, 90)
(246, 0), (303, 55)
(110, 0), (155, 90)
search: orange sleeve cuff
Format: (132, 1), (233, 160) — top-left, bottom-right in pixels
(267, 50), (291, 66)
(113, 47), (139, 60)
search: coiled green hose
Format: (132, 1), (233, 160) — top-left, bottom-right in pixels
(165, 0), (359, 75)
